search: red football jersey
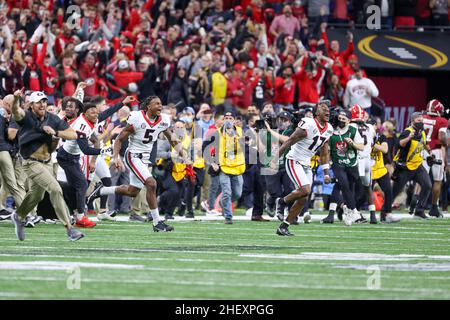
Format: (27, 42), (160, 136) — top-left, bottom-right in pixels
(423, 114), (448, 150)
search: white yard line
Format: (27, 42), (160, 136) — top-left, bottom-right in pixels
(0, 275), (448, 296)
(2, 244), (450, 254)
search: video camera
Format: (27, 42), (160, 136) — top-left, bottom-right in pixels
(253, 113), (277, 130)
(426, 155), (443, 167)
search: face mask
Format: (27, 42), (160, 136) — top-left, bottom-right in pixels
(224, 120), (233, 129)
(414, 122), (424, 130)
(337, 120), (346, 129)
(180, 116), (193, 124)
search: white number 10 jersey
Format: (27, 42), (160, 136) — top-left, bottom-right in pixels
(126, 111), (171, 154)
(286, 117), (334, 166)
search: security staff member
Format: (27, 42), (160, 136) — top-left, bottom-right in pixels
(392, 112), (432, 219)
(371, 130), (400, 223)
(218, 111), (246, 224)
(11, 89), (84, 241)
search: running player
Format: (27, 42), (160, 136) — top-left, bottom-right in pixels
(87, 96), (190, 232)
(271, 100), (334, 236)
(422, 99), (447, 218)
(349, 104), (377, 223)
(57, 96), (135, 228)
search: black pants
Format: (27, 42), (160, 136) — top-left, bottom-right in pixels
(57, 148), (88, 214)
(264, 169), (294, 211)
(329, 183), (343, 205)
(332, 164), (360, 210)
(185, 167), (205, 214)
(241, 165), (266, 216)
(392, 165), (432, 213)
(157, 170), (181, 215)
(373, 173), (393, 214)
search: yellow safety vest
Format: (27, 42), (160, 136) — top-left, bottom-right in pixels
(371, 141), (388, 180)
(171, 134), (191, 182)
(394, 127), (426, 171)
(218, 126), (246, 175)
(211, 72), (227, 105)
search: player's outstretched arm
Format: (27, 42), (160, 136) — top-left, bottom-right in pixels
(163, 128), (191, 164)
(320, 142), (331, 183)
(113, 124), (135, 170)
(278, 127), (307, 157)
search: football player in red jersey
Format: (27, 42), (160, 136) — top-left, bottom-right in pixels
(421, 99), (447, 218)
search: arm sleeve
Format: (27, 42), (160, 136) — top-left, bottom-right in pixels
(98, 102), (124, 122)
(76, 138), (101, 155)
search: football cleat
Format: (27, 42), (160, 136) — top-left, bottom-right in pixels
(413, 210), (429, 220)
(224, 218), (233, 225)
(86, 182), (103, 206)
(354, 213), (368, 224)
(67, 228), (84, 241)
(75, 216), (97, 228)
(98, 212), (117, 221)
(275, 198), (284, 221)
(185, 212), (195, 219)
(343, 207), (353, 226)
(153, 221), (174, 232)
(24, 215), (35, 228)
(381, 213), (400, 223)
(0, 209), (13, 221)
(429, 206), (443, 218)
(12, 213), (25, 241)
(321, 214), (334, 224)
(276, 224), (294, 236)
(129, 213), (146, 222)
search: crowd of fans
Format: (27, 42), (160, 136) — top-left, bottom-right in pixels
(0, 1), (449, 226)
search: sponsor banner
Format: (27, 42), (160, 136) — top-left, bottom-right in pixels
(327, 30), (450, 71)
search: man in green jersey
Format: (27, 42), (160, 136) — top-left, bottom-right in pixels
(326, 109), (364, 226)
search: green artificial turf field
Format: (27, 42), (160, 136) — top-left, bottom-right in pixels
(1, 211), (450, 300)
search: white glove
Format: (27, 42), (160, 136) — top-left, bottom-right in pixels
(100, 146), (113, 157)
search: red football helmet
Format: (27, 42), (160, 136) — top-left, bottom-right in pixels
(427, 99), (444, 116)
(350, 104), (365, 121)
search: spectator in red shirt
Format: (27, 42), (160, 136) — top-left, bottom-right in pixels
(112, 59), (144, 90)
(416, 0), (432, 25)
(227, 64), (247, 113)
(78, 52), (105, 97)
(273, 65), (296, 111)
(341, 54), (367, 88)
(56, 51), (79, 97)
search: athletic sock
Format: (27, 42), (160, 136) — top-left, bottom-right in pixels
(100, 186), (117, 196)
(281, 221), (290, 228)
(149, 208), (161, 226)
(76, 212), (84, 220)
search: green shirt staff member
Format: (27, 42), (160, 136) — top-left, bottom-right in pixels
(10, 89), (84, 242)
(325, 110), (364, 225)
(392, 112), (432, 219)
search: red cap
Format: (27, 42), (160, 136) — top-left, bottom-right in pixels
(348, 54), (359, 61)
(234, 64), (246, 72)
(234, 6), (243, 12)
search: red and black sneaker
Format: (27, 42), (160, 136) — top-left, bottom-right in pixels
(75, 216), (97, 228)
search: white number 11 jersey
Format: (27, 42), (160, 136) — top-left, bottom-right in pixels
(286, 117), (334, 166)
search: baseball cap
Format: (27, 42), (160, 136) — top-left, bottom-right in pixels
(29, 91), (48, 103)
(278, 111), (293, 120)
(118, 59), (129, 70)
(183, 106), (196, 115)
(234, 6), (243, 13)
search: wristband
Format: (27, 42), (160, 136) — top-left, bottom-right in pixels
(322, 163), (330, 170)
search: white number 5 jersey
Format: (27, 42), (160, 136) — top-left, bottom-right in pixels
(126, 111), (171, 154)
(286, 117), (334, 166)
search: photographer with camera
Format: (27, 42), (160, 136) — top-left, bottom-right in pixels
(392, 112), (432, 219)
(258, 111), (295, 220)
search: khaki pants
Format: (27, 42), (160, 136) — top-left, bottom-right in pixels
(0, 151), (25, 208)
(17, 159), (71, 226)
(131, 187), (149, 214)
